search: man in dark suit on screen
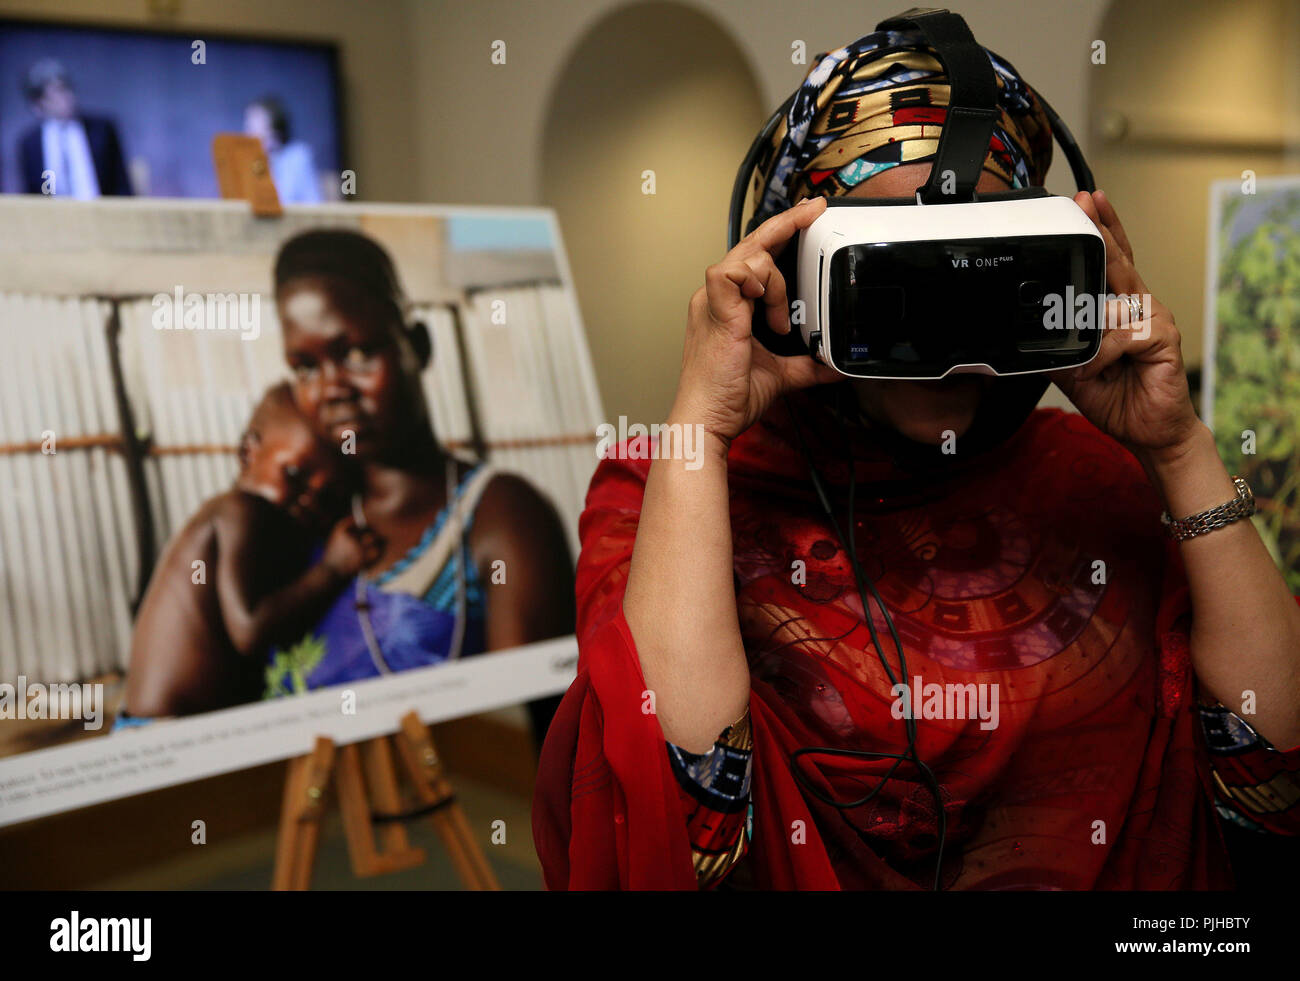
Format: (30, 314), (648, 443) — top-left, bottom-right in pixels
(18, 59), (133, 197)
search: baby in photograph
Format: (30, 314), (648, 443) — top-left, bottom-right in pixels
(118, 382), (379, 725)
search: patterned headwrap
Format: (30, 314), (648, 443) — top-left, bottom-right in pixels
(753, 28), (1054, 215)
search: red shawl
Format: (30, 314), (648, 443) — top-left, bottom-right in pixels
(534, 390), (1252, 889)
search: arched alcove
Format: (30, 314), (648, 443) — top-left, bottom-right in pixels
(541, 1), (765, 425)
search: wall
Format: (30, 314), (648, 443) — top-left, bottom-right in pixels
(538, 3), (765, 429)
(1090, 0), (1300, 374)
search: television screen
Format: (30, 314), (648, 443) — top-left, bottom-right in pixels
(0, 18), (343, 201)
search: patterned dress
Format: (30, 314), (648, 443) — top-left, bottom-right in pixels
(535, 389), (1300, 890)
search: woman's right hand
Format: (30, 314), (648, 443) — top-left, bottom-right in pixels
(674, 195), (841, 445)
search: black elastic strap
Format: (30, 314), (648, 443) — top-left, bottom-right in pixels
(874, 7), (998, 205)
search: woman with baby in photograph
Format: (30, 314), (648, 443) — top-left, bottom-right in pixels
(121, 229), (573, 742)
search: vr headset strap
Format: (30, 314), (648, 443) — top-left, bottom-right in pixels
(875, 7), (999, 205)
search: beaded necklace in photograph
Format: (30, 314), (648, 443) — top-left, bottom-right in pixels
(350, 456), (468, 674)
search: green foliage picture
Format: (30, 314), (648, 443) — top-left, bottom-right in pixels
(263, 633), (327, 698)
(1207, 178), (1300, 590)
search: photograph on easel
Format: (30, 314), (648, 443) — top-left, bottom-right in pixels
(0, 196), (598, 849)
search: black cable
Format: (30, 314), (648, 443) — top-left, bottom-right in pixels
(1026, 84), (1095, 193)
(783, 390), (948, 891)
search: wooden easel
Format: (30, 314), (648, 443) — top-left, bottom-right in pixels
(272, 710), (500, 890)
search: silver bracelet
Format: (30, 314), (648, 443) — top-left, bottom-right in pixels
(1161, 475), (1256, 541)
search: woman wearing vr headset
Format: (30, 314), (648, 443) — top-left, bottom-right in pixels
(534, 22), (1300, 890)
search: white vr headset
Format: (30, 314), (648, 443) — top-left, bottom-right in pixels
(729, 6), (1108, 381)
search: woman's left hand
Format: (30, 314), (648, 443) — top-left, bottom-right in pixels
(1049, 189), (1203, 470)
